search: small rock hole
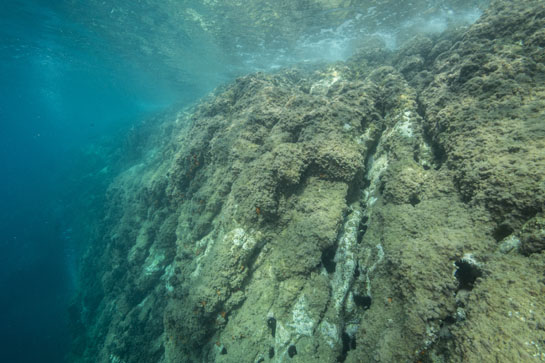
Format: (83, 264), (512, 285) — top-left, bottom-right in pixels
(432, 144), (446, 169)
(288, 345), (297, 358)
(353, 294), (372, 310)
(353, 264), (360, 279)
(267, 317), (276, 338)
(409, 194), (421, 206)
(493, 224), (513, 242)
(322, 245), (337, 273)
(357, 216), (369, 243)
(442, 316), (456, 325)
(455, 260), (482, 291)
(379, 182), (385, 194)
(338, 332), (356, 362)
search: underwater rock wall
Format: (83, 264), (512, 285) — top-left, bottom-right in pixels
(71, 1), (545, 362)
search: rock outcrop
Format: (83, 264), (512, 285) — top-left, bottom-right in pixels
(71, 1), (545, 362)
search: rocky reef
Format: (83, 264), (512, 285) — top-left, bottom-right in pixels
(70, 1), (545, 362)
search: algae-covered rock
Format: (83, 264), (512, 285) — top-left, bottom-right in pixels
(71, 1), (545, 362)
(421, 0), (545, 235)
(520, 213), (545, 255)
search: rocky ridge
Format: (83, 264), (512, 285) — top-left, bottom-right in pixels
(71, 1), (545, 362)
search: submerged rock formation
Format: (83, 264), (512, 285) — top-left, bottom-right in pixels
(71, 1), (545, 362)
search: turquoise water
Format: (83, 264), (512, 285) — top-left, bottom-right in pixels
(0, 1), (487, 361)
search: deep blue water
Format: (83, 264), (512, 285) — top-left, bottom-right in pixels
(0, 2), (189, 362)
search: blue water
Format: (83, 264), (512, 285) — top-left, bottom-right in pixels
(0, 1), (487, 361)
(0, 2), (190, 362)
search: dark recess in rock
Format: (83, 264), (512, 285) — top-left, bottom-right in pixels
(287, 345), (297, 358)
(431, 143), (447, 170)
(442, 315), (456, 325)
(353, 264), (360, 279)
(409, 194), (421, 206)
(458, 63), (480, 83)
(220, 347), (227, 355)
(267, 317), (276, 338)
(493, 224), (513, 242)
(412, 149), (429, 170)
(321, 245), (337, 273)
(338, 331), (357, 362)
(357, 216), (368, 243)
(378, 181), (385, 195)
(454, 260), (482, 291)
(268, 346), (275, 359)
(353, 294), (372, 310)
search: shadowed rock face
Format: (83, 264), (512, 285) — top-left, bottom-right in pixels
(70, 1), (545, 362)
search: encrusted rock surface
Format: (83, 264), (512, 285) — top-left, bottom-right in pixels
(71, 1), (545, 362)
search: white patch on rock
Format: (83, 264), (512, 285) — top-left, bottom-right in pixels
(498, 235), (521, 253)
(460, 253), (480, 267)
(190, 233), (216, 279)
(227, 227), (257, 252)
(320, 321), (339, 348)
(356, 127), (373, 145)
(345, 322), (359, 338)
(288, 295), (315, 336)
(309, 69), (341, 95)
(365, 153), (388, 204)
(394, 110), (415, 138)
(143, 248), (165, 276)
(364, 243), (385, 296)
(275, 321), (291, 347)
(331, 207), (361, 312)
(345, 291), (356, 314)
(162, 264), (175, 293)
